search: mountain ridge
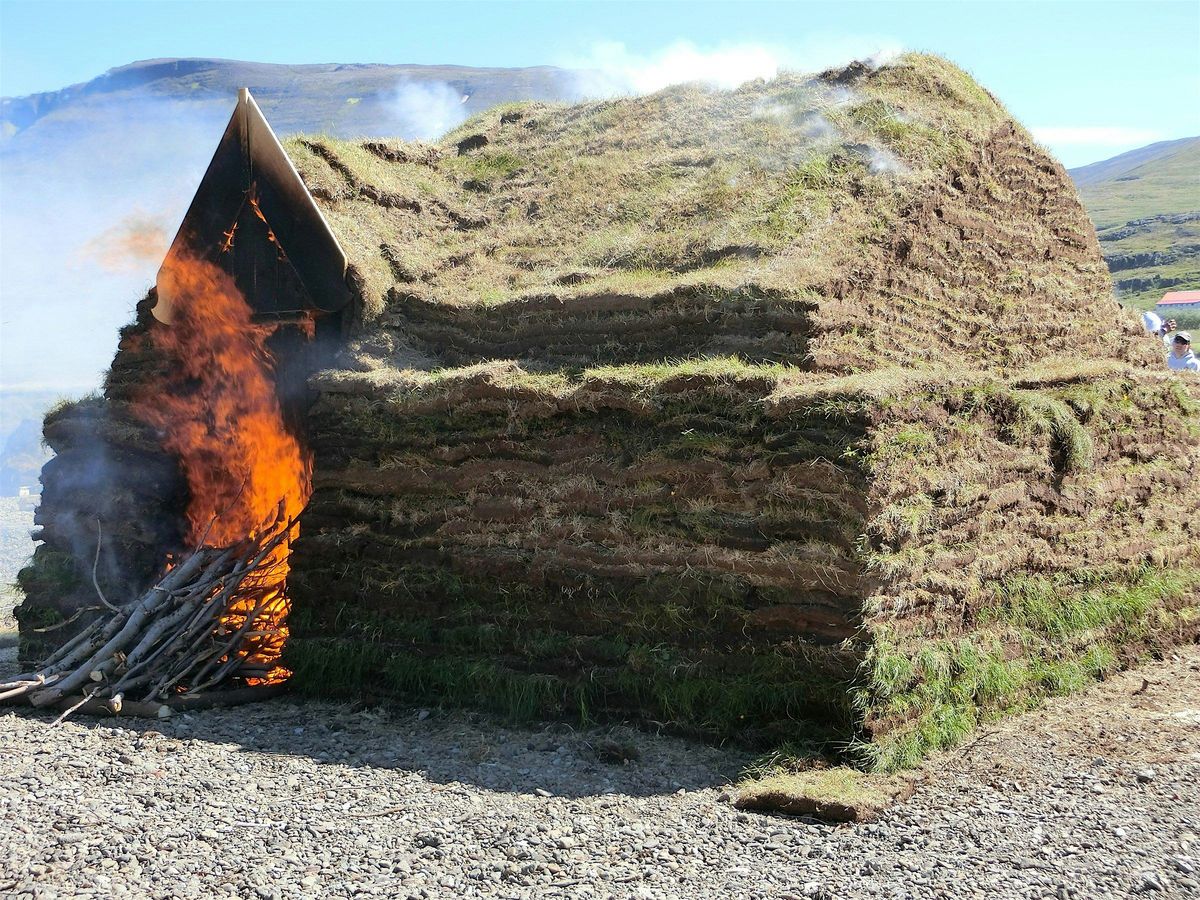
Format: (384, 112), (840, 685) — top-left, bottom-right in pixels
(1070, 135), (1199, 189)
(2, 57), (582, 141)
(1069, 136), (1200, 311)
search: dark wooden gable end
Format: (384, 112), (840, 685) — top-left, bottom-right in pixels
(154, 89), (350, 323)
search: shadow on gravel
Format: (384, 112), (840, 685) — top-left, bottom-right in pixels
(1, 690), (753, 799)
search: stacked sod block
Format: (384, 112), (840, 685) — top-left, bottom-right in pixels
(286, 364), (1200, 763)
(854, 370), (1200, 768)
(15, 396), (185, 661)
(287, 363), (869, 746)
(18, 54), (1198, 769)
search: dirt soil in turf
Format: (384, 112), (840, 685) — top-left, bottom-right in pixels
(1, 639), (1197, 899)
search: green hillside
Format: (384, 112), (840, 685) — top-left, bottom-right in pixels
(1070, 137), (1200, 312)
(1, 58), (579, 143)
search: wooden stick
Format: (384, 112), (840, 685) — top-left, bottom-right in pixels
(168, 683), (286, 710)
(5, 508), (303, 717)
(91, 520), (120, 613)
(50, 688), (99, 727)
(0, 673), (61, 702)
(31, 604), (106, 634)
(39, 619), (104, 666)
(51, 694), (171, 719)
(31, 593), (164, 706)
(49, 684), (283, 719)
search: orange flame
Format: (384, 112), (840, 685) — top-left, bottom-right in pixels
(220, 222), (238, 253)
(137, 252), (312, 683)
(248, 186), (284, 259)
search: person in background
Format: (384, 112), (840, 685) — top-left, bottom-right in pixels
(1167, 332), (1200, 373)
(1163, 318), (1179, 346)
(1142, 311), (1178, 348)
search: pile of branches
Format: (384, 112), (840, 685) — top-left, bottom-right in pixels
(0, 519), (294, 723)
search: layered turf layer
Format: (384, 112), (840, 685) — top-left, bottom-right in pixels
(853, 369), (1200, 767)
(286, 363), (1200, 766)
(283, 54), (1157, 375)
(288, 362), (867, 746)
(226, 52), (1200, 760)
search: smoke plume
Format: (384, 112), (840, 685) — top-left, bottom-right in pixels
(387, 79), (469, 140)
(78, 211), (172, 274)
(0, 93), (229, 395)
(566, 37), (903, 98)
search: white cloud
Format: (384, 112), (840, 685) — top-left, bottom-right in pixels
(565, 36), (904, 99)
(1031, 126), (1165, 146)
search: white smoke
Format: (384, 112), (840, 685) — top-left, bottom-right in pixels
(865, 145), (909, 176)
(0, 77), (464, 399)
(387, 80), (469, 141)
(566, 37), (903, 98)
(0, 94), (229, 396)
(573, 41), (781, 95)
(750, 81), (910, 177)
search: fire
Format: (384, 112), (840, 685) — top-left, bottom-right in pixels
(248, 188), (282, 254)
(220, 222), (238, 253)
(137, 252), (312, 685)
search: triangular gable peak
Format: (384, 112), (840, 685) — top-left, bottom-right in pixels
(154, 88), (350, 324)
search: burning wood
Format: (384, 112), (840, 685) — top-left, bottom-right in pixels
(0, 514), (296, 720)
(10, 89), (338, 720)
(7, 249), (315, 720)
(130, 252), (312, 695)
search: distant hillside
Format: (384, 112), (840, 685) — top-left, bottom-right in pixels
(1069, 137), (1200, 312)
(2, 57), (580, 142)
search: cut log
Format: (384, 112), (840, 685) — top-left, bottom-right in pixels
(1, 516), (297, 723)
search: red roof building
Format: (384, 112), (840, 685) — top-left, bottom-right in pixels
(1157, 290), (1200, 310)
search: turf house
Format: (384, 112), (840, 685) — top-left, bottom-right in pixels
(15, 54), (1199, 770)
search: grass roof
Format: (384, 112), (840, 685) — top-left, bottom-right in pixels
(287, 53), (1157, 386)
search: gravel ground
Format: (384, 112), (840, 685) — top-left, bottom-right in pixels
(2, 644), (1197, 900)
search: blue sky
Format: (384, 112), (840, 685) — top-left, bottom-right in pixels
(1, 0), (1198, 166)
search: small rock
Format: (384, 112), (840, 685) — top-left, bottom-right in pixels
(1136, 871), (1170, 893)
(1137, 768), (1156, 783)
